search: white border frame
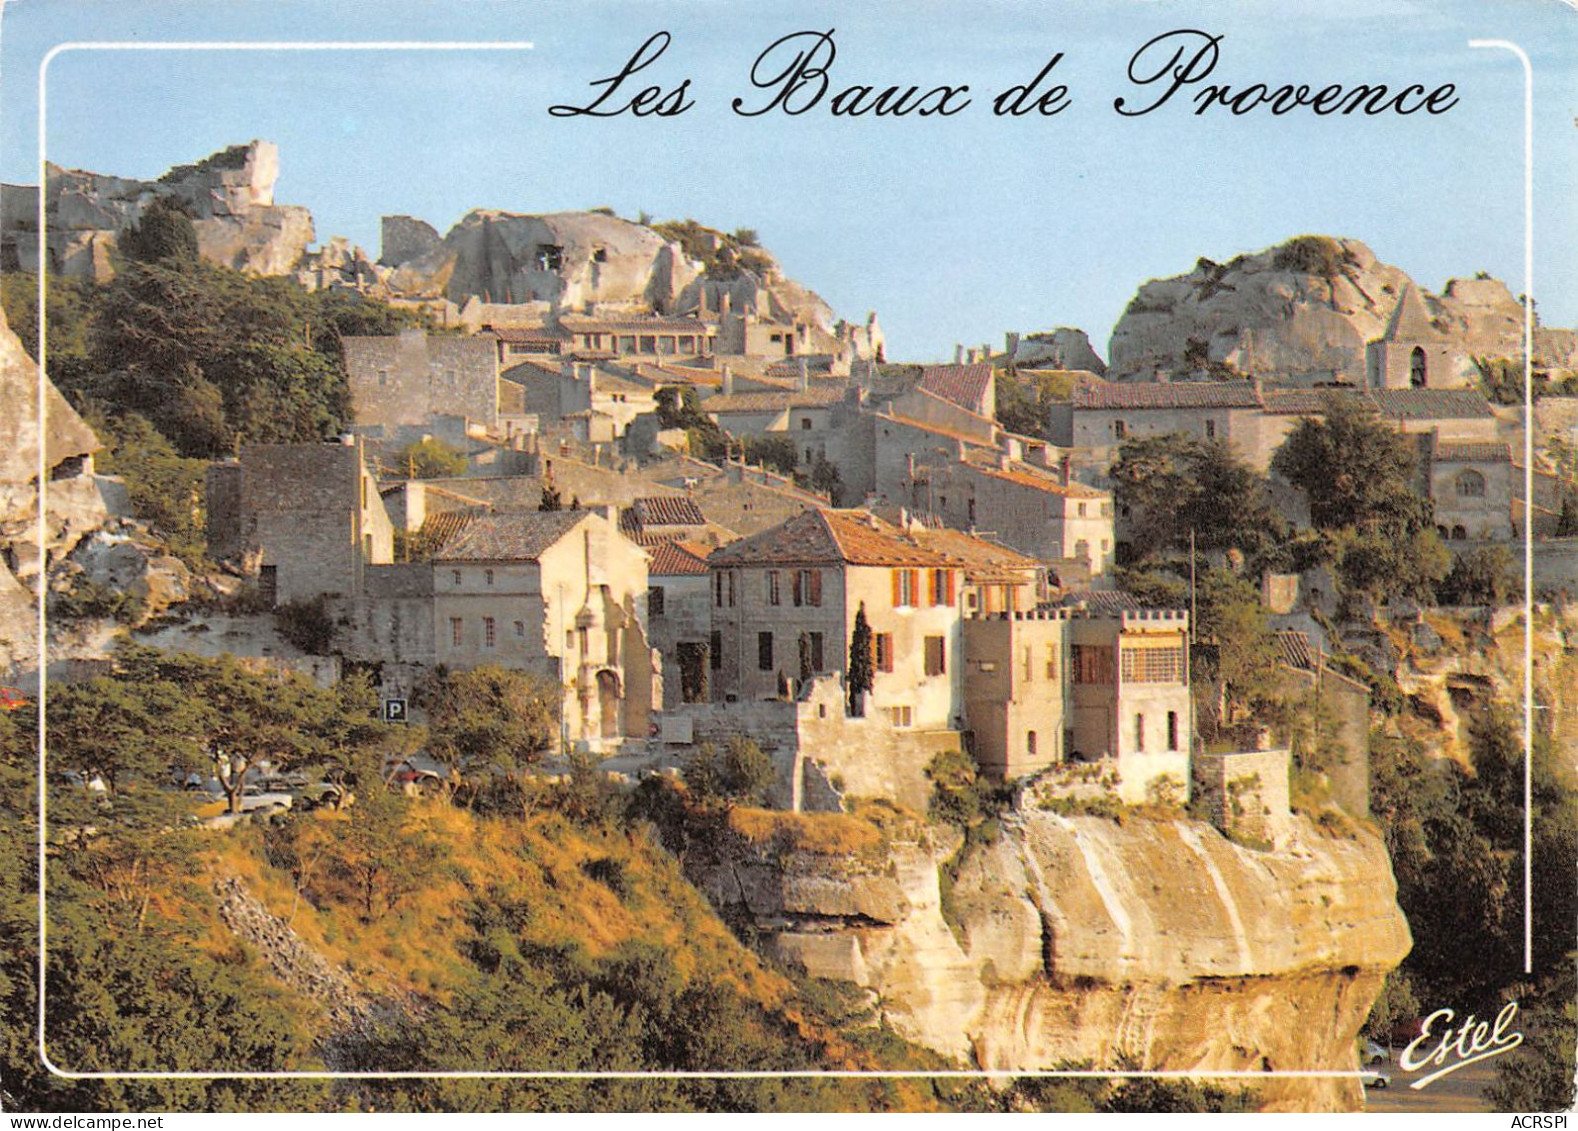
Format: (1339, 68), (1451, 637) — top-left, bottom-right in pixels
(26, 34), (1537, 1088)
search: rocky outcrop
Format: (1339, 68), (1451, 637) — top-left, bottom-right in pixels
(0, 304), (106, 671)
(3, 141), (315, 279)
(693, 808), (1410, 1112)
(386, 209), (701, 311)
(1106, 236), (1573, 384)
(1010, 328), (1108, 375)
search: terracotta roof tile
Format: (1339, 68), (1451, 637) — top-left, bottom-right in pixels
(433, 511), (588, 562)
(709, 509), (959, 568)
(1072, 380), (1263, 411)
(1369, 388), (1493, 420)
(647, 540), (712, 575)
(1432, 440), (1512, 462)
(701, 387), (846, 414)
(918, 363), (995, 413)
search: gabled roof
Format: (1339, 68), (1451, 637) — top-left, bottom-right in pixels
(647, 540), (712, 576)
(1381, 284), (1446, 342)
(1072, 380), (1263, 411)
(918, 362), (995, 413)
(1432, 440), (1512, 463)
(963, 455), (1108, 499)
(1055, 589), (1145, 614)
(909, 527), (1042, 582)
(433, 510), (589, 562)
(1369, 388), (1493, 420)
(708, 509), (958, 568)
(701, 386), (847, 414)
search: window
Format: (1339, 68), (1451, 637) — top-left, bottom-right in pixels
(619, 335), (637, 353)
(484, 617), (496, 648)
(1205, 419), (1217, 439)
(1023, 645), (1033, 682)
(923, 636), (946, 676)
(875, 633), (894, 673)
(258, 564), (278, 606)
(1027, 731), (1038, 757)
(452, 569), (463, 586)
(592, 247), (608, 263)
(363, 533), (373, 559)
(728, 571), (737, 607)
(1114, 420), (1127, 439)
(648, 586), (666, 617)
(536, 244), (564, 271)
(808, 631), (824, 672)
(484, 568), (494, 586)
(800, 417), (812, 430)
(889, 705), (913, 727)
(1411, 345), (1428, 388)
(1167, 711), (1180, 752)
(1074, 540), (1090, 562)
(640, 335), (657, 354)
(967, 498), (977, 525)
(1456, 470), (1486, 498)
(514, 620), (525, 638)
(377, 368), (389, 388)
(577, 626), (589, 654)
(1071, 645), (1114, 684)
(1134, 713), (1145, 752)
(714, 571), (737, 607)
(758, 631), (775, 671)
(929, 569), (955, 606)
(1120, 645), (1186, 683)
(768, 570), (781, 606)
(450, 617), (463, 647)
(1078, 502), (1087, 517)
(710, 630), (723, 670)
(1045, 644), (1058, 680)
(793, 569), (822, 607)
(892, 568), (918, 607)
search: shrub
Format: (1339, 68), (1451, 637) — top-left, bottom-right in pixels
(274, 596), (336, 655)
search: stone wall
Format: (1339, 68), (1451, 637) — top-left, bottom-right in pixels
(344, 330), (499, 434)
(1193, 748), (1292, 847)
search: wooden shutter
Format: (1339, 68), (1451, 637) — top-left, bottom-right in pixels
(892, 570), (902, 607)
(945, 570), (956, 605)
(793, 570), (803, 606)
(809, 569), (822, 607)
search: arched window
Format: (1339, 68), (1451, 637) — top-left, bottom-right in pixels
(1410, 346), (1427, 388)
(1027, 731), (1038, 757)
(1452, 525), (1468, 541)
(1456, 470), (1486, 498)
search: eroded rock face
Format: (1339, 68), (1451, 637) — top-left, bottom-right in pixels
(387, 209), (701, 310)
(692, 809), (1410, 1112)
(3, 141), (315, 279)
(1012, 328), (1108, 375)
(1106, 236), (1564, 384)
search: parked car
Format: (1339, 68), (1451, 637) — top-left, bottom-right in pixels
(1362, 1040), (1389, 1064)
(0, 686), (28, 712)
(1360, 1067), (1391, 1090)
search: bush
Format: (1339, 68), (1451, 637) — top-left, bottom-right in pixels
(682, 736), (776, 806)
(1272, 235), (1352, 278)
(51, 577), (145, 624)
(274, 596), (336, 655)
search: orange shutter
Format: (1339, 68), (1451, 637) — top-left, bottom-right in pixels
(910, 571), (921, 608)
(892, 570), (902, 607)
(810, 569), (823, 607)
(945, 570), (956, 605)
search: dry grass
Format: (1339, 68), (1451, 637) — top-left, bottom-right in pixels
(202, 800), (792, 1008)
(726, 807), (887, 856)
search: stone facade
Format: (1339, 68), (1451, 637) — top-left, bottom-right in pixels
(964, 607), (1192, 801)
(1193, 748), (1293, 848)
(432, 510), (654, 749)
(343, 330), (501, 437)
(206, 439), (393, 605)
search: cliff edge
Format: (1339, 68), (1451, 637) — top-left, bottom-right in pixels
(693, 807), (1410, 1112)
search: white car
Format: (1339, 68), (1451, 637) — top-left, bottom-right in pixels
(1360, 1068), (1391, 1090)
(1362, 1040), (1389, 1064)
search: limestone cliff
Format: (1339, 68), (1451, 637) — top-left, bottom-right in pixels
(2, 141), (315, 279)
(1106, 235), (1576, 384)
(692, 808), (1410, 1112)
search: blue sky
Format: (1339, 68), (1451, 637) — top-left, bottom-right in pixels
(2, 0), (1574, 362)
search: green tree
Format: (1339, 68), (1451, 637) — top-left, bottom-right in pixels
(397, 436), (467, 479)
(1192, 567), (1284, 726)
(1271, 394), (1430, 532)
(1111, 433), (1284, 563)
(847, 603), (874, 717)
(539, 480), (564, 512)
(318, 751), (448, 922)
(118, 196), (199, 266)
(742, 433), (799, 476)
(682, 736), (775, 806)
(1436, 546), (1516, 606)
(1556, 494), (1578, 538)
(1486, 959), (1578, 1113)
(419, 665), (559, 783)
(85, 410), (209, 565)
(808, 455), (844, 505)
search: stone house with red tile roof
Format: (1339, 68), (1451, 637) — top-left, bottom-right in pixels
(645, 540), (715, 709)
(706, 509), (966, 731)
(431, 509), (655, 750)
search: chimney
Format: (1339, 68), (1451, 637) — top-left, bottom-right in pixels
(997, 452), (1011, 471)
(721, 364), (734, 397)
(966, 348), (977, 364)
(981, 343), (991, 363)
(604, 504), (618, 526)
(954, 344), (964, 364)
(1060, 455), (1072, 487)
(796, 357), (809, 392)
